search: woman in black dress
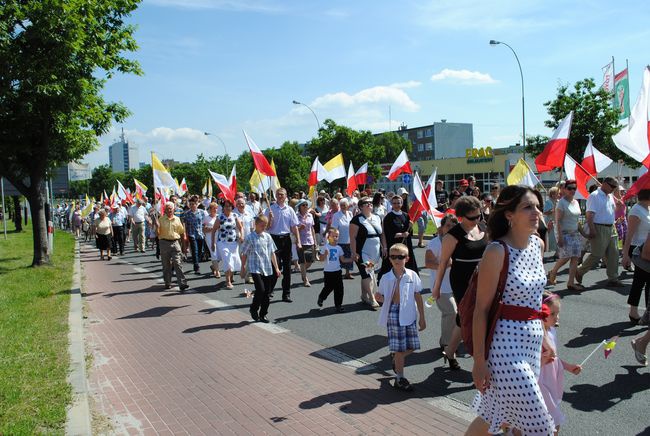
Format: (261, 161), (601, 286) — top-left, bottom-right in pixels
(378, 194), (418, 282)
(431, 196), (487, 370)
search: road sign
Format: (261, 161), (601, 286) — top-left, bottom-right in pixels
(402, 174), (411, 184)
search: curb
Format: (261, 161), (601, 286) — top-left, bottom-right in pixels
(65, 241), (92, 435)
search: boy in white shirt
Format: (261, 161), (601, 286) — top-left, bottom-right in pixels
(374, 243), (426, 391)
(317, 229), (352, 313)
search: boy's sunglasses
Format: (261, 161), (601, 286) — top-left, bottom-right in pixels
(464, 214), (482, 221)
(389, 254), (407, 260)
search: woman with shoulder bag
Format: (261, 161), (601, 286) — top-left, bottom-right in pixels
(467, 185), (555, 436)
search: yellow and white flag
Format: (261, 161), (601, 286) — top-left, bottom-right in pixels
(250, 159), (281, 194)
(81, 195), (94, 217)
(321, 153), (346, 183)
(151, 152), (176, 189)
(507, 158), (542, 188)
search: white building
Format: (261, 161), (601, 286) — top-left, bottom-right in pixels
(109, 130), (139, 173)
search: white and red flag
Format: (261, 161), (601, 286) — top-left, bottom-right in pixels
(155, 187), (168, 213)
(308, 157), (324, 187)
(228, 165), (237, 196)
(102, 189), (109, 206)
(581, 137), (613, 175)
(355, 163), (368, 185)
(133, 178), (148, 200)
(613, 66), (650, 168)
(425, 168), (438, 211)
(243, 130), (276, 177)
(209, 169), (235, 203)
(387, 149), (412, 181)
(116, 180), (129, 201)
(624, 169), (650, 201)
(535, 111), (573, 173)
(346, 162), (358, 197)
(563, 154), (591, 200)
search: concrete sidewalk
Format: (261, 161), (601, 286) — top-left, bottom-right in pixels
(80, 243), (470, 435)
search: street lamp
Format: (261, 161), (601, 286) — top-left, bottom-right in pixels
(203, 132), (230, 172)
(490, 39), (526, 160)
(292, 100), (321, 131)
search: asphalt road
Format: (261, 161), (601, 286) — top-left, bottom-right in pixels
(115, 240), (649, 436)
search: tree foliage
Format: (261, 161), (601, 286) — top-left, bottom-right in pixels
(527, 78), (632, 166)
(0, 0), (142, 264)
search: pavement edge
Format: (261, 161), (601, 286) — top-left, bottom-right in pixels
(65, 241), (92, 436)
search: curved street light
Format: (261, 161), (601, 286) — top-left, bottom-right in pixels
(203, 132), (230, 173)
(490, 39), (526, 160)
(292, 100), (321, 131)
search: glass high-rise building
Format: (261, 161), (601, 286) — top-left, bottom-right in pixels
(109, 129), (139, 173)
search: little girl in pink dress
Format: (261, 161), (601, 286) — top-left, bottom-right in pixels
(538, 292), (582, 433)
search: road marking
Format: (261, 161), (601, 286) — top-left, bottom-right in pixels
(313, 347), (377, 373)
(133, 267), (149, 273)
(204, 299), (289, 333)
(425, 397), (474, 422)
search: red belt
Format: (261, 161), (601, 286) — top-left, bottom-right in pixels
(500, 304), (549, 321)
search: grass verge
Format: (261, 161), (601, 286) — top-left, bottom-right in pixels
(0, 222), (74, 434)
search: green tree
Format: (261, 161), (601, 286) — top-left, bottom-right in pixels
(265, 141), (311, 193)
(0, 0), (142, 265)
(527, 78), (630, 166)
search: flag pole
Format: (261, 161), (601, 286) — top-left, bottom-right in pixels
(611, 56), (616, 107)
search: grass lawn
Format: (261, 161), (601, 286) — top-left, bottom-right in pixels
(0, 222), (74, 434)
(425, 219), (438, 236)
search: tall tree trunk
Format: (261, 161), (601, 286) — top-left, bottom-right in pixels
(27, 177), (50, 266)
(12, 195), (22, 232)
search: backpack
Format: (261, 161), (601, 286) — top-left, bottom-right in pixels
(458, 240), (509, 359)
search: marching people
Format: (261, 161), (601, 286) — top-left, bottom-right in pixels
(240, 215), (281, 323)
(158, 202), (189, 291)
(265, 188), (301, 302)
(203, 201), (221, 278)
(317, 228), (352, 312)
(349, 196), (383, 309)
(109, 203), (127, 256)
(329, 198), (354, 280)
(425, 213), (458, 351)
(630, 233), (650, 366)
(622, 188), (650, 324)
(295, 199), (316, 287)
(431, 195), (487, 370)
(374, 243), (426, 392)
(576, 177), (622, 287)
(94, 208), (114, 260)
(379, 194), (418, 282)
(467, 185), (555, 435)
(183, 195), (208, 274)
(212, 199), (242, 289)
(130, 199), (148, 253)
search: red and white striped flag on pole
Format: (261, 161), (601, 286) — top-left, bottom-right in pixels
(563, 154), (591, 200)
(243, 130), (276, 177)
(535, 111), (573, 173)
(582, 137), (613, 175)
(209, 169), (235, 203)
(346, 162), (358, 197)
(387, 149), (412, 181)
(355, 162), (368, 185)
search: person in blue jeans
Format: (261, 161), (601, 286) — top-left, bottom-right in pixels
(182, 195), (208, 274)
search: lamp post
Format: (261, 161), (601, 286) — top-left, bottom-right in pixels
(203, 132), (230, 172)
(490, 39), (526, 160)
(292, 100), (321, 131)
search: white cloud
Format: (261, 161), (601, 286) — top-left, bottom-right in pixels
(311, 85), (420, 112)
(389, 80), (422, 89)
(430, 68), (497, 85)
(416, 0), (570, 32)
(145, 0), (284, 13)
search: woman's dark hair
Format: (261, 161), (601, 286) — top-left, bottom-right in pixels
(372, 192), (383, 207)
(449, 190), (462, 200)
(638, 189), (650, 201)
(455, 195), (481, 218)
(440, 213), (459, 227)
(316, 196), (325, 206)
(487, 185), (543, 240)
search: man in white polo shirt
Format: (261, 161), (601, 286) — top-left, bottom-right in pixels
(130, 199), (148, 253)
(265, 188), (301, 302)
(576, 176), (622, 287)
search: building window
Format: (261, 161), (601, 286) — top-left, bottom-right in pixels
(416, 130), (424, 139)
(425, 142), (433, 151)
(401, 132), (409, 140)
(417, 144), (424, 152)
(425, 128), (433, 137)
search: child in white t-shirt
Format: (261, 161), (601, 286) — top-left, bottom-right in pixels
(317, 228), (352, 312)
(374, 243), (426, 391)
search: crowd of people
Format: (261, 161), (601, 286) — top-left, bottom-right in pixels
(57, 174), (649, 435)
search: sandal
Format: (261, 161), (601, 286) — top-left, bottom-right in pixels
(567, 283), (586, 291)
(547, 270), (557, 285)
(631, 340), (648, 366)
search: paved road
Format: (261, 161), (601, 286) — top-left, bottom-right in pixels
(105, 240), (648, 435)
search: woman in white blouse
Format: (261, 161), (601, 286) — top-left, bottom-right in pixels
(622, 189), (650, 324)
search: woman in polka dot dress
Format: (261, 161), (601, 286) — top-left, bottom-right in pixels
(211, 199), (243, 289)
(467, 185), (555, 435)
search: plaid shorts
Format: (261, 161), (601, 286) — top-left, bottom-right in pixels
(387, 303), (420, 352)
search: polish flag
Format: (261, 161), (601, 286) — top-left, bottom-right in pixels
(346, 162), (358, 197)
(425, 168), (438, 210)
(243, 130), (276, 176)
(581, 137), (613, 175)
(209, 169), (235, 203)
(155, 187), (167, 213)
(308, 157), (324, 187)
(228, 165), (237, 196)
(387, 149), (412, 181)
(355, 163), (368, 185)
(563, 154), (590, 200)
(623, 169), (650, 201)
(102, 189), (109, 206)
(535, 111), (574, 173)
(179, 178), (188, 196)
(116, 180), (129, 201)
(408, 172), (430, 222)
(613, 66), (650, 168)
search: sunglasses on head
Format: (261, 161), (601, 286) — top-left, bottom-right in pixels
(389, 254), (407, 260)
(464, 214), (482, 221)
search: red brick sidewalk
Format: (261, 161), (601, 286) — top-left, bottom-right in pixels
(81, 244), (470, 435)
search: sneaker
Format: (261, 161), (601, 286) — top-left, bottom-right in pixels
(336, 306), (345, 313)
(393, 377), (413, 392)
(317, 297), (324, 307)
(179, 284), (189, 292)
(259, 316), (270, 323)
(250, 311), (259, 322)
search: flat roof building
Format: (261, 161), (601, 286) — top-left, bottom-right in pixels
(109, 129), (139, 173)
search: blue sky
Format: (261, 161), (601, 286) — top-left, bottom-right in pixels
(85, 0), (650, 169)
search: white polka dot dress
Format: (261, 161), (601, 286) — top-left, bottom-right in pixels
(472, 236), (555, 435)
